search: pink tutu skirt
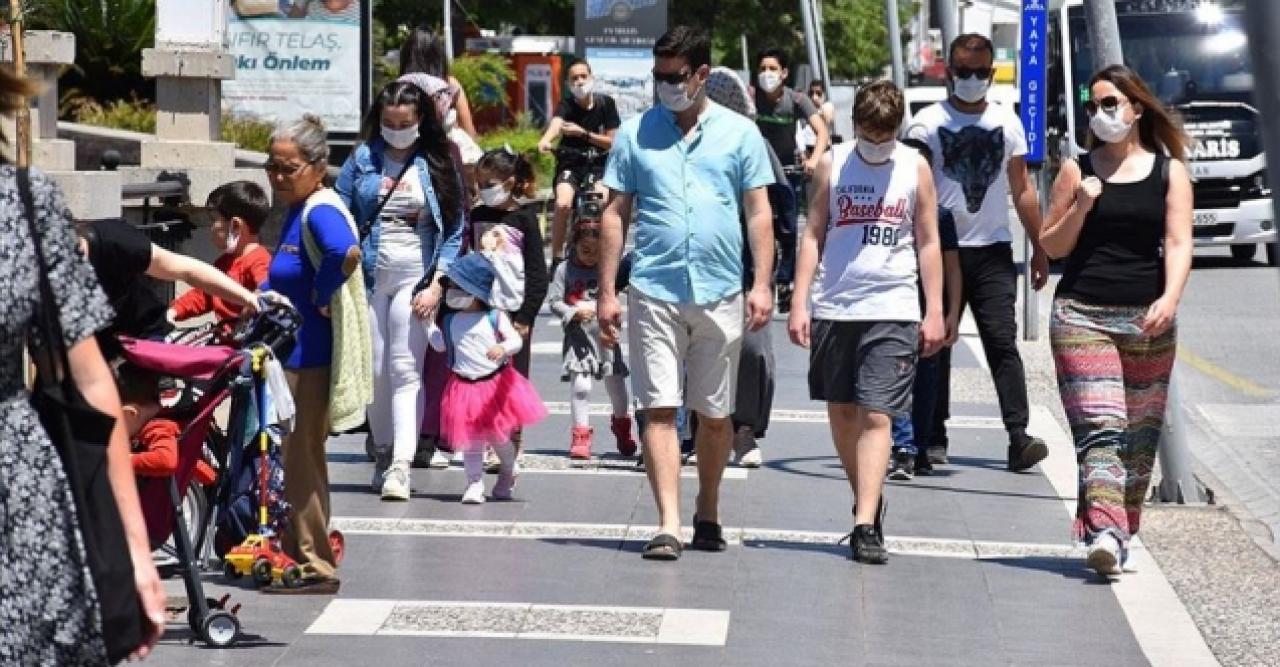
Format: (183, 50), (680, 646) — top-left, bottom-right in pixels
(439, 364), (547, 450)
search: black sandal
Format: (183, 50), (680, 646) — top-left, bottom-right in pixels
(642, 533), (683, 561)
(690, 515), (727, 552)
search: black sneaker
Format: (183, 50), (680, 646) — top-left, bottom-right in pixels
(841, 524), (888, 564)
(887, 451), (914, 481)
(1007, 435), (1049, 472)
(914, 455), (934, 476)
(926, 445), (948, 465)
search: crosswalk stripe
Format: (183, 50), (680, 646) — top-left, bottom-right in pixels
(539, 402), (1005, 429)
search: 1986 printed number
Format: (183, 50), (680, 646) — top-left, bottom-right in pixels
(861, 224), (899, 246)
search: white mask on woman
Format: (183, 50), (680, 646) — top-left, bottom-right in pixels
(445, 288), (475, 310)
(381, 124), (419, 150)
(856, 138), (897, 164)
(1089, 110), (1135, 144)
(478, 183), (510, 207)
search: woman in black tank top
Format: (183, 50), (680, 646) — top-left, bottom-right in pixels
(1039, 65), (1193, 577)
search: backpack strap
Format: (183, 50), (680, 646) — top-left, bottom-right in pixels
(487, 309), (503, 342)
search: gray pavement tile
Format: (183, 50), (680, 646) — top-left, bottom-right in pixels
(384, 603), (529, 635)
(521, 606), (663, 638)
(275, 635), (720, 667)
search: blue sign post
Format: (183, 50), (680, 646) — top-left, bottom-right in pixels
(1019, 0), (1048, 166)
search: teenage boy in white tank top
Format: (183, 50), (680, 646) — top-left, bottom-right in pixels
(788, 80), (946, 565)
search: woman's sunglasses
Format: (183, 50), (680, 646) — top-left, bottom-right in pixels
(1084, 95), (1129, 116)
(264, 161), (311, 176)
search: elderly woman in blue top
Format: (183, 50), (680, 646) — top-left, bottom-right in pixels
(336, 77), (466, 501)
(260, 113), (357, 592)
(597, 26), (776, 562)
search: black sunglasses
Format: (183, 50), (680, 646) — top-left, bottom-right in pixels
(1084, 95), (1129, 116)
(264, 161), (312, 176)
(652, 68), (692, 85)
(951, 66), (993, 80)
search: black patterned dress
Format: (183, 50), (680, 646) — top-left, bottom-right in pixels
(0, 166), (111, 664)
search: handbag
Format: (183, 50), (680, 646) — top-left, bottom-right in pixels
(19, 167), (145, 664)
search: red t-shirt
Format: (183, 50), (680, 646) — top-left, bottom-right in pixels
(131, 419), (216, 485)
(169, 246), (271, 323)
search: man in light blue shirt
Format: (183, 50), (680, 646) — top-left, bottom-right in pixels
(598, 25), (775, 562)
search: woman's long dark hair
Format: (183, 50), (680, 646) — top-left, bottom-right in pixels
(1088, 64), (1189, 162)
(399, 27), (449, 78)
(360, 80), (461, 229)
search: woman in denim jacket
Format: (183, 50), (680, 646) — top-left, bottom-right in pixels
(336, 79), (466, 500)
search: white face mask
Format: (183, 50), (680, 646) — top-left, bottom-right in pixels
(856, 138), (897, 164)
(572, 79), (594, 99)
(478, 183), (510, 207)
(657, 80), (696, 113)
(951, 75), (990, 104)
(1089, 110), (1135, 144)
(757, 71), (783, 93)
(445, 288), (475, 310)
(225, 228), (241, 252)
(381, 124), (419, 150)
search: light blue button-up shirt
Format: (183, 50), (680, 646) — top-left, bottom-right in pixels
(604, 101), (774, 305)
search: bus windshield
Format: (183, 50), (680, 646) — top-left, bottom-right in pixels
(1068, 5), (1254, 141)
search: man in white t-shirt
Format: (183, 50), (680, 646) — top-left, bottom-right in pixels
(905, 34), (1050, 473)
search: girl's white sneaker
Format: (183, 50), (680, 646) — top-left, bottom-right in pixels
(461, 481), (487, 504)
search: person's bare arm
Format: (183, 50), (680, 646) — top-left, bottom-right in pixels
(805, 112), (830, 172)
(1008, 155), (1049, 289)
(449, 76), (478, 138)
(583, 126), (616, 151)
(147, 245), (259, 314)
(1039, 159), (1094, 259)
(943, 250), (963, 345)
(742, 186), (774, 331)
(597, 190), (632, 347)
(538, 117), (566, 153)
(1144, 158), (1194, 336)
(67, 336), (165, 658)
(787, 152), (832, 348)
(914, 159), (945, 358)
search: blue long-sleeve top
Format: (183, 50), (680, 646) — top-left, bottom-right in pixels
(262, 201), (358, 369)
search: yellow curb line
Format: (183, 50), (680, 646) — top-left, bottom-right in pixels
(1177, 344), (1276, 399)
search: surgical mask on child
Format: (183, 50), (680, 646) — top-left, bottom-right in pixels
(381, 124), (419, 149)
(856, 138), (896, 164)
(445, 288), (475, 310)
(657, 81), (696, 113)
(951, 75), (990, 104)
(572, 79), (595, 99)
(757, 71), (783, 93)
(1089, 111), (1135, 144)
(225, 228), (241, 252)
(478, 183), (510, 207)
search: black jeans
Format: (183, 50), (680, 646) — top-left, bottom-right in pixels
(943, 242), (1031, 441)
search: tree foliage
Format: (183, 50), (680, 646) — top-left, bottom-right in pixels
(25, 0), (156, 104)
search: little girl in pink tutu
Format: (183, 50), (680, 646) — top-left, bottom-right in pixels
(427, 252), (546, 503)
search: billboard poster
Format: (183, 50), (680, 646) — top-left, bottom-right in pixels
(224, 0), (366, 134)
(575, 0), (668, 119)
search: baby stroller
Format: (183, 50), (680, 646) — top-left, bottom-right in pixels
(119, 302), (300, 647)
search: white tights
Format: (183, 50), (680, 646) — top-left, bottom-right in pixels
(368, 267), (428, 463)
(464, 443), (517, 483)
(569, 373), (630, 428)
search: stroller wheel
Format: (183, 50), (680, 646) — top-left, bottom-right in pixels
(201, 610), (240, 647)
(187, 597), (224, 634)
(251, 559), (272, 587)
(329, 530), (345, 565)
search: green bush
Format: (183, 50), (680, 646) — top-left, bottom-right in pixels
(66, 96), (275, 153)
(451, 53), (515, 112)
(477, 114), (554, 191)
(29, 0), (156, 105)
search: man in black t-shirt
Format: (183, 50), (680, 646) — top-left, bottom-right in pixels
(77, 218), (261, 359)
(538, 58), (621, 264)
(753, 47), (829, 310)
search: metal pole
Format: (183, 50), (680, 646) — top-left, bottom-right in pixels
(1155, 367), (1208, 503)
(812, 0), (832, 87)
(798, 0), (821, 88)
(443, 0), (453, 63)
(1022, 167), (1046, 342)
(1248, 0), (1280, 287)
(886, 0), (905, 87)
(938, 0), (960, 53)
(741, 33), (749, 74)
(1084, 0), (1124, 68)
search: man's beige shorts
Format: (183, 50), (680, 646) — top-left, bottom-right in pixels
(627, 289), (744, 419)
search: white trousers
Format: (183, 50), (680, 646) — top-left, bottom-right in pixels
(368, 267), (428, 463)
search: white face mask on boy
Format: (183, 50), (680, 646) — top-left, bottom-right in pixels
(445, 287), (475, 310)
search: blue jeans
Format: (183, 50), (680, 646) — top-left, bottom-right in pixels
(771, 175), (801, 286)
(891, 352), (943, 457)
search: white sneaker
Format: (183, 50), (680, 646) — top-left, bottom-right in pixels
(737, 446), (763, 468)
(380, 462), (411, 501)
(1121, 547), (1138, 573)
(429, 449), (451, 469)
(492, 465), (519, 500)
(1086, 534), (1123, 576)
(461, 480), (487, 504)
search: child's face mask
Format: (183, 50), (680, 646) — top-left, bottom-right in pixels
(445, 287), (476, 310)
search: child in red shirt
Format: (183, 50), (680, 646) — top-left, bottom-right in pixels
(168, 181), (272, 326)
(117, 363), (216, 485)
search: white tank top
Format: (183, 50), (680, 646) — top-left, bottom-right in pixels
(811, 141), (921, 322)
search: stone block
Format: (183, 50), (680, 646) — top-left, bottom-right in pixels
(142, 47), (235, 80)
(118, 165), (271, 210)
(33, 139), (75, 172)
(155, 78), (221, 140)
(0, 31), (76, 65)
(141, 140), (236, 170)
(47, 170), (123, 220)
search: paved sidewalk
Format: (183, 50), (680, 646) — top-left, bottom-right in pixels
(146, 317), (1209, 666)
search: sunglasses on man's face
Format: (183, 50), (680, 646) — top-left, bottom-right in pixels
(1084, 95), (1129, 116)
(951, 66), (993, 80)
(652, 68), (692, 85)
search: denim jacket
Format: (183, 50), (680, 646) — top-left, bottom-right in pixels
(335, 137), (466, 294)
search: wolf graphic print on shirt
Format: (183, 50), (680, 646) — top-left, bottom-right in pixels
(939, 125), (1004, 214)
